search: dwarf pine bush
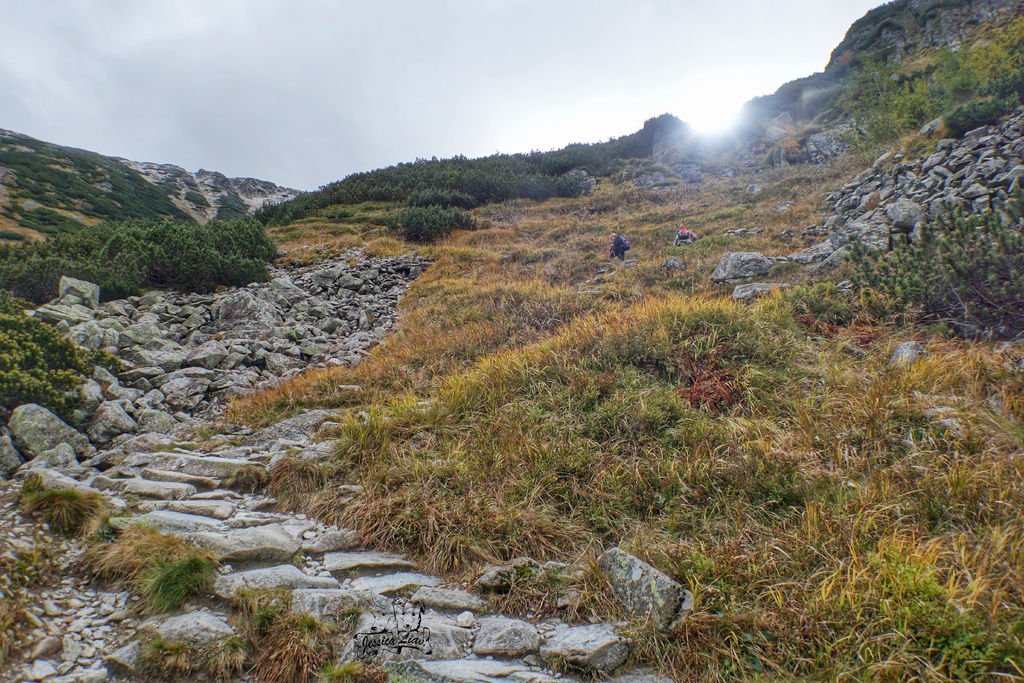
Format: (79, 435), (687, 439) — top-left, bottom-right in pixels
(388, 206), (476, 243)
(852, 193), (1024, 337)
(0, 291), (101, 418)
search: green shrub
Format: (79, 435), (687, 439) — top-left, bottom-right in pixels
(943, 96), (1014, 136)
(0, 217), (277, 303)
(0, 231), (25, 241)
(140, 556), (216, 613)
(852, 193), (1024, 338)
(0, 291), (101, 418)
(407, 189), (478, 209)
(389, 206), (476, 243)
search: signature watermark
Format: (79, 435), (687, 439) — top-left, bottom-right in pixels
(354, 597), (432, 659)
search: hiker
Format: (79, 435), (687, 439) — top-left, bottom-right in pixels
(674, 225), (698, 246)
(609, 232), (630, 261)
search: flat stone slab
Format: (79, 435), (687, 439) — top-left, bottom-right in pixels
(348, 612), (471, 662)
(302, 528), (360, 553)
(323, 551), (416, 574)
(121, 451), (257, 480)
(290, 588), (391, 621)
(472, 616), (540, 657)
(122, 510), (224, 534)
(348, 572), (441, 595)
(192, 525), (301, 562)
(214, 565), (339, 599)
(140, 468), (220, 489)
(150, 610), (233, 647)
(540, 623), (630, 673)
(137, 499), (237, 520)
(122, 478), (197, 500)
(411, 586), (490, 613)
(385, 658), (564, 682)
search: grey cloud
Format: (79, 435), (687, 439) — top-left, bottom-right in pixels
(0, 0), (884, 189)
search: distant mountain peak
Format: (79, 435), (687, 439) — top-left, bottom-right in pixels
(0, 129), (299, 239)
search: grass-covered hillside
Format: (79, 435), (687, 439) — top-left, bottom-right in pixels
(0, 129), (298, 241)
(227, 154), (1024, 679)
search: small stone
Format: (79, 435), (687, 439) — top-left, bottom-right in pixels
(456, 611), (476, 628)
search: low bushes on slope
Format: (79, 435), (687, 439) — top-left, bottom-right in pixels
(0, 291), (104, 419)
(0, 216), (277, 303)
(388, 205), (476, 243)
(852, 192), (1024, 338)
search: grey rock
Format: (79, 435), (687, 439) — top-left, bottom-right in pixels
(598, 547), (684, 628)
(301, 528), (360, 553)
(788, 240), (834, 265)
(192, 525), (301, 562)
(472, 616), (541, 657)
(890, 341), (928, 368)
(152, 610), (234, 647)
(0, 432), (25, 478)
(348, 611), (471, 662)
(121, 478), (196, 500)
(411, 586), (490, 613)
(474, 557), (540, 592)
(8, 403), (94, 461)
(711, 252), (772, 283)
(137, 499), (236, 520)
(136, 410), (178, 434)
(121, 510), (224, 534)
(290, 588), (390, 621)
(59, 276), (101, 309)
(886, 198), (923, 231)
(732, 283), (788, 302)
(121, 451), (258, 480)
(605, 670), (675, 683)
(660, 257), (684, 271)
(214, 565), (340, 598)
(323, 551), (416, 574)
(245, 410), (333, 448)
(541, 623), (630, 673)
(186, 341), (229, 369)
(33, 302), (95, 325)
(86, 402), (138, 445)
(384, 659), (563, 682)
(348, 572), (442, 594)
(29, 443), (78, 469)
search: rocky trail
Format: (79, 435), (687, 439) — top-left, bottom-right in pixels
(2, 252), (675, 682)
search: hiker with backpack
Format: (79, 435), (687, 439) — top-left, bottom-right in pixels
(609, 232), (630, 261)
(674, 225), (698, 246)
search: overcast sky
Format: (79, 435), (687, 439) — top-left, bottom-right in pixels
(0, 1), (884, 190)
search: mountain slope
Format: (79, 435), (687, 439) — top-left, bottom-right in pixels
(0, 128), (299, 240)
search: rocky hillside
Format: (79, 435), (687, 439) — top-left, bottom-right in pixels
(0, 128), (299, 240)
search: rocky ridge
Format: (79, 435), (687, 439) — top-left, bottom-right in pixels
(712, 107), (1024, 294)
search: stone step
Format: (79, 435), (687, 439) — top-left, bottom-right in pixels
(122, 478), (197, 500)
(301, 527), (360, 553)
(348, 572), (441, 595)
(322, 551), (416, 574)
(121, 451), (262, 480)
(191, 525), (301, 563)
(136, 499), (237, 520)
(139, 467), (220, 489)
(118, 510), (224, 534)
(214, 565), (340, 599)
(290, 588), (391, 621)
(411, 586), (490, 613)
(384, 659), (567, 682)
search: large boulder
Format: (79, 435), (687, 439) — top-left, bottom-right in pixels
(7, 404), (94, 461)
(186, 341), (229, 370)
(212, 290), (282, 326)
(711, 252), (773, 283)
(598, 547), (686, 628)
(58, 276), (101, 309)
(192, 525), (302, 563)
(32, 302), (95, 326)
(886, 198), (924, 232)
(86, 402), (138, 445)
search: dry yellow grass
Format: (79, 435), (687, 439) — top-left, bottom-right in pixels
(227, 157), (1024, 679)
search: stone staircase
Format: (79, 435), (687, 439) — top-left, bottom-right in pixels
(7, 421), (667, 682)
